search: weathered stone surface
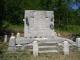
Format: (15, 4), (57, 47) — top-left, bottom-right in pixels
(8, 10), (76, 53)
(4, 35), (7, 43)
(63, 41), (69, 55)
(76, 38), (80, 47)
(23, 10), (55, 38)
(8, 36), (16, 52)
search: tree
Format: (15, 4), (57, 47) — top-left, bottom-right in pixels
(0, 0), (5, 27)
(40, 0), (53, 10)
(5, 0), (24, 24)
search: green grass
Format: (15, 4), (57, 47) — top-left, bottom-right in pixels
(55, 25), (80, 33)
(0, 42), (80, 60)
(1, 51), (80, 60)
(7, 24), (24, 33)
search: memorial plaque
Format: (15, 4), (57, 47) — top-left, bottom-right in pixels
(23, 10), (56, 38)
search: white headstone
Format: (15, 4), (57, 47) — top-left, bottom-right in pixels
(16, 32), (20, 38)
(33, 41), (38, 56)
(63, 41), (69, 55)
(76, 38), (80, 48)
(8, 36), (16, 52)
(23, 10), (55, 38)
(4, 35), (7, 43)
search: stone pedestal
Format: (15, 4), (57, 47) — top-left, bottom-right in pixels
(4, 35), (7, 43)
(63, 41), (69, 55)
(76, 38), (80, 47)
(76, 38), (80, 50)
(8, 36), (16, 52)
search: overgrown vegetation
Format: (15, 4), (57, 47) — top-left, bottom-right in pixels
(0, 43), (80, 60)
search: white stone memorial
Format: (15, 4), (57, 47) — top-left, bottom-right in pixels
(8, 10), (76, 53)
(63, 41), (69, 55)
(76, 38), (80, 48)
(8, 36), (16, 52)
(33, 41), (38, 56)
(4, 35), (7, 43)
(23, 10), (56, 38)
(16, 32), (20, 38)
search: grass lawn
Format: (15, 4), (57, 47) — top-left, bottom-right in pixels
(0, 41), (80, 60)
(1, 51), (80, 60)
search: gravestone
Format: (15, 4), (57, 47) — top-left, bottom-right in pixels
(22, 10), (75, 47)
(33, 41), (38, 56)
(4, 35), (7, 43)
(23, 10), (56, 38)
(7, 10), (76, 53)
(76, 38), (80, 48)
(16, 32), (20, 38)
(8, 35), (16, 52)
(7, 10), (77, 55)
(63, 41), (69, 55)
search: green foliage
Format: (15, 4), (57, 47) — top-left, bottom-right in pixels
(5, 0), (24, 24)
(0, 0), (80, 33)
(0, 0), (5, 28)
(0, 50), (80, 60)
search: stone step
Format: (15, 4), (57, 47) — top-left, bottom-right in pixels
(39, 50), (58, 53)
(39, 46), (57, 48)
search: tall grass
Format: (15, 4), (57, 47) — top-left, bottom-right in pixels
(1, 51), (80, 60)
(55, 25), (80, 33)
(0, 42), (80, 60)
(0, 41), (80, 60)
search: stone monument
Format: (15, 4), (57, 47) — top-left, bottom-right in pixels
(23, 10), (56, 38)
(76, 38), (80, 50)
(8, 10), (76, 52)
